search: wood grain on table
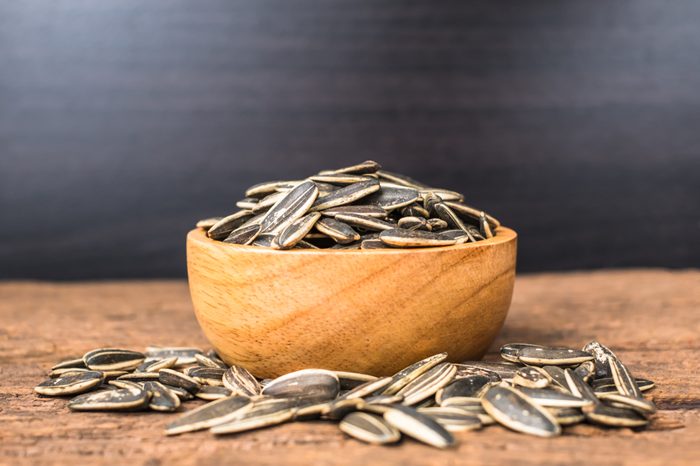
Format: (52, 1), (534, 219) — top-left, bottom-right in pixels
(1, 270), (699, 465)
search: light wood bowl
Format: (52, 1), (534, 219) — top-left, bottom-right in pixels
(186, 227), (517, 378)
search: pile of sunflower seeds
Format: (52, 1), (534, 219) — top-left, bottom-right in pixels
(195, 160), (500, 249)
(35, 340), (656, 448)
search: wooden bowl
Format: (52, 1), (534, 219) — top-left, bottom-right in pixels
(186, 227), (517, 378)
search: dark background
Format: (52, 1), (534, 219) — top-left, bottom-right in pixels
(1, 1), (698, 280)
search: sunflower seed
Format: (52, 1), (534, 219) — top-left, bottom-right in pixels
(145, 347), (203, 365)
(34, 371), (104, 396)
(516, 387), (593, 408)
(432, 202), (471, 234)
(574, 360), (596, 383)
(144, 381), (181, 412)
(210, 398), (299, 435)
(251, 191), (286, 213)
(274, 212), (322, 249)
(195, 386), (233, 401)
(440, 398), (484, 410)
(309, 174), (373, 185)
(443, 201), (500, 228)
(159, 369), (202, 394)
(311, 179), (380, 211)
(340, 377), (393, 400)
(334, 213), (396, 231)
(261, 369), (339, 403)
(294, 239), (320, 249)
(563, 369), (599, 404)
(481, 385), (561, 437)
(321, 205), (387, 218)
(458, 361), (519, 381)
(582, 340), (618, 379)
(293, 402), (331, 421)
(397, 216), (429, 230)
(513, 366), (551, 389)
(438, 229), (471, 242)
(383, 353), (448, 395)
(379, 229), (457, 248)
(339, 412), (401, 445)
(540, 366), (571, 392)
(315, 217), (360, 244)
(593, 377), (655, 392)
(51, 358), (87, 371)
(479, 211), (494, 238)
(546, 407), (585, 425)
(49, 367), (92, 378)
(252, 234), (276, 247)
(236, 197), (259, 210)
(361, 238), (387, 249)
(142, 356), (179, 373)
(402, 204), (431, 218)
(397, 363), (456, 406)
(333, 371), (379, 390)
(222, 365), (261, 397)
(108, 379), (144, 390)
(194, 353), (228, 370)
(245, 180), (296, 198)
(383, 405), (454, 448)
(426, 218), (448, 230)
(583, 403), (649, 427)
(207, 211), (254, 240)
(362, 183), (421, 211)
(376, 170), (428, 189)
(117, 372), (161, 383)
(420, 188), (463, 203)
(500, 343), (545, 363)
(436, 375), (491, 405)
(608, 355), (643, 399)
(163, 384), (194, 401)
(517, 347), (594, 366)
(196, 217), (222, 230)
(258, 180), (318, 234)
(165, 396), (252, 435)
(597, 393), (656, 414)
(324, 397), (366, 420)
(187, 367), (225, 386)
(417, 407), (482, 432)
(319, 160), (381, 176)
(83, 349), (145, 372)
(68, 386), (150, 411)
(223, 223), (261, 245)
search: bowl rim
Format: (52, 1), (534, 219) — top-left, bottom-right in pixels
(187, 225), (517, 255)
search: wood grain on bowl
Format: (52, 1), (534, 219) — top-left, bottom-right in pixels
(186, 227), (517, 378)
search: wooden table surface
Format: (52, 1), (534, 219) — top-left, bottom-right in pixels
(1, 269), (699, 465)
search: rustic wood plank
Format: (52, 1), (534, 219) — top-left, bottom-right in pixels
(1, 270), (699, 465)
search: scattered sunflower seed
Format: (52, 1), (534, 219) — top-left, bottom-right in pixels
(68, 386), (150, 411)
(35, 371), (104, 396)
(36, 339), (659, 448)
(517, 347), (594, 366)
(83, 349), (145, 371)
(339, 412), (401, 445)
(165, 396), (252, 435)
(481, 384), (561, 438)
(144, 381), (181, 412)
(383, 405), (455, 449)
(261, 369), (340, 403)
(223, 364), (261, 397)
(158, 369), (201, 394)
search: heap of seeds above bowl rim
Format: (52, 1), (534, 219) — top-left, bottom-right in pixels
(196, 161), (501, 250)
